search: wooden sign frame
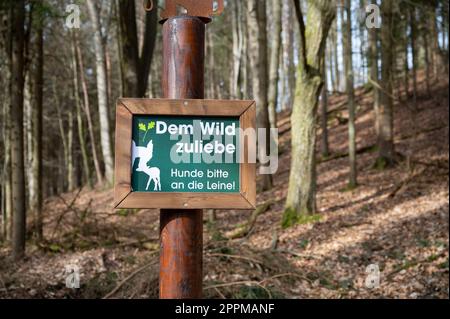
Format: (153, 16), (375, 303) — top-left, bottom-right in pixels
(114, 98), (256, 210)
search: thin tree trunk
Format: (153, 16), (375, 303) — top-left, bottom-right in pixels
(70, 33), (91, 189)
(2, 88), (12, 241)
(421, 11), (431, 96)
(328, 41), (336, 93)
(403, 21), (409, 99)
(369, 0), (381, 138)
(74, 33), (103, 185)
(267, 0), (282, 129)
(54, 83), (68, 191)
(377, 0), (396, 167)
(321, 65), (329, 157)
(241, 1), (249, 99)
(343, 0), (357, 188)
(24, 74), (33, 209)
(11, 0), (26, 260)
(86, 0), (114, 185)
(67, 110), (74, 191)
(31, 14), (43, 240)
(230, 0), (243, 99)
(3, 4), (13, 241)
(429, 5), (440, 78)
(247, 0), (273, 191)
(281, 0), (295, 110)
(410, 8), (418, 109)
(333, 17), (340, 92)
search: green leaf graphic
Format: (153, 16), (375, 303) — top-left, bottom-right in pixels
(148, 121), (155, 130)
(139, 123), (147, 132)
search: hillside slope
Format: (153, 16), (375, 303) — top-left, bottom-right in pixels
(0, 74), (448, 299)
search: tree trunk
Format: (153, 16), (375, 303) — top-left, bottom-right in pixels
(321, 64), (329, 158)
(11, 0), (26, 260)
(86, 0), (114, 185)
(332, 17), (340, 92)
(421, 11), (431, 96)
(31, 14), (43, 240)
(206, 29), (216, 99)
(285, 77), (321, 223)
(410, 7), (418, 109)
(377, 0), (396, 167)
(230, 0), (244, 99)
(71, 34), (92, 189)
(117, 0), (158, 97)
(343, 0), (357, 188)
(429, 4), (440, 78)
(241, 2), (249, 99)
(281, 0), (295, 110)
(267, 0), (282, 128)
(247, 0), (273, 191)
(2, 4), (13, 242)
(74, 33), (103, 185)
(403, 19), (409, 99)
(25, 74), (33, 209)
(327, 41), (336, 93)
(369, 1), (381, 136)
(54, 83), (68, 191)
(283, 0), (335, 225)
(2, 88), (12, 242)
(67, 110), (74, 191)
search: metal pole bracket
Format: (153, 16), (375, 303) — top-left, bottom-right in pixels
(144, 0), (224, 22)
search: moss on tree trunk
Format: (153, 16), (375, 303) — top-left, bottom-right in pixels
(282, 0), (335, 226)
(283, 73), (322, 224)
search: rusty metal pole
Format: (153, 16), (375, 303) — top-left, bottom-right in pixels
(160, 16), (206, 299)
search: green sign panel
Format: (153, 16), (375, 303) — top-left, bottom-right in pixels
(131, 116), (240, 193)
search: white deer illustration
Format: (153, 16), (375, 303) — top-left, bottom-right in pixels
(132, 140), (161, 191)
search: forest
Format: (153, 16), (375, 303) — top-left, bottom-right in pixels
(0, 0), (449, 299)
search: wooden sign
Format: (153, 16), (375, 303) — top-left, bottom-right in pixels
(114, 99), (256, 210)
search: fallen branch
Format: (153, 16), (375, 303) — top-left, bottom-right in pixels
(225, 200), (275, 239)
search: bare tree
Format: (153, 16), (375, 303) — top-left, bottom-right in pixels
(247, 0), (273, 191)
(343, 0), (357, 188)
(281, 0), (295, 110)
(376, 0), (396, 167)
(30, 6), (44, 240)
(11, 0), (26, 260)
(71, 32), (91, 189)
(230, 0), (244, 99)
(74, 33), (103, 185)
(267, 0), (282, 128)
(320, 63), (329, 158)
(86, 0), (114, 184)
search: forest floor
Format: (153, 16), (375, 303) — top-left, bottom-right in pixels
(0, 74), (448, 299)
